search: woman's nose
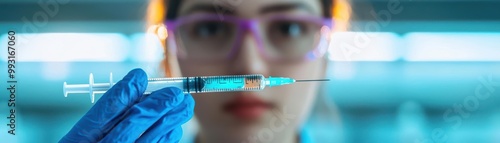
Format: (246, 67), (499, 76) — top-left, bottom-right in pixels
(230, 32), (268, 75)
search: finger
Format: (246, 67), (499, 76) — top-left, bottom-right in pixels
(158, 126), (184, 143)
(60, 68), (148, 143)
(99, 87), (186, 143)
(136, 94), (195, 142)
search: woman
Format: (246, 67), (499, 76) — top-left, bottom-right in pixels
(61, 0), (350, 142)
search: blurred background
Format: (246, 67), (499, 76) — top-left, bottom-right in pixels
(1, 0), (500, 142)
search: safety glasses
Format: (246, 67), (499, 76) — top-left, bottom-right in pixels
(165, 14), (334, 62)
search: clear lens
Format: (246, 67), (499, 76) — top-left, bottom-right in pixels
(174, 19), (237, 59)
(263, 18), (323, 60)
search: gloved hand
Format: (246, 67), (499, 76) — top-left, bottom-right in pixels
(60, 68), (195, 143)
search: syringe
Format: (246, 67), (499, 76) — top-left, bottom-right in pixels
(63, 73), (329, 103)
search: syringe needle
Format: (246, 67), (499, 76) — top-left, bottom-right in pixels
(295, 79), (330, 82)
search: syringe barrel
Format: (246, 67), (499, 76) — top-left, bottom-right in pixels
(146, 74), (266, 94)
(64, 74), (268, 103)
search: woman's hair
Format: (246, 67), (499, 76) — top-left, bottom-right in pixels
(146, 0), (351, 77)
(165, 0), (333, 19)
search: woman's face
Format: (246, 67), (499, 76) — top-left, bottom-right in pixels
(172, 0), (327, 141)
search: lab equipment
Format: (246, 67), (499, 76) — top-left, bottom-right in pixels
(63, 73), (329, 103)
(60, 69), (194, 142)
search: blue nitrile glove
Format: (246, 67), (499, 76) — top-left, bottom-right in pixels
(60, 68), (195, 143)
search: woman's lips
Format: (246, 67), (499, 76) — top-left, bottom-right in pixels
(223, 94), (273, 120)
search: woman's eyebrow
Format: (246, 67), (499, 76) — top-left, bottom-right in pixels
(183, 3), (235, 15)
(259, 2), (314, 14)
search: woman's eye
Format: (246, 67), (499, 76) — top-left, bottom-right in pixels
(194, 22), (225, 37)
(278, 22), (303, 38)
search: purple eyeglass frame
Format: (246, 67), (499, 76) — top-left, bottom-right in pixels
(164, 14), (334, 61)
